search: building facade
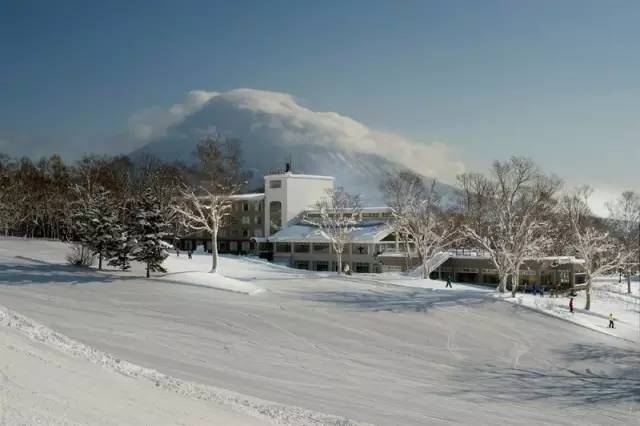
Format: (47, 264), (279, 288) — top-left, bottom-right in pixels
(177, 171), (587, 290)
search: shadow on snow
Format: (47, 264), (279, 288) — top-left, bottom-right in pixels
(0, 262), (138, 286)
(449, 343), (640, 407)
(300, 287), (492, 313)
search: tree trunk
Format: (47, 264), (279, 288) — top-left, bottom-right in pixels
(210, 227), (219, 273)
(98, 252), (103, 270)
(422, 256), (430, 279)
(497, 274), (507, 293)
(584, 276), (592, 310)
(627, 275), (632, 294)
(511, 271), (520, 297)
(146, 262), (150, 278)
(336, 251), (342, 275)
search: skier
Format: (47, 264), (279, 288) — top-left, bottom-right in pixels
(608, 313), (616, 329)
(343, 263), (351, 276)
(569, 297), (574, 314)
(445, 276), (452, 288)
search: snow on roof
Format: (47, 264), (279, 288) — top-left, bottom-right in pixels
(268, 223), (394, 244)
(264, 172), (334, 180)
(537, 256), (586, 265)
(228, 193), (265, 201)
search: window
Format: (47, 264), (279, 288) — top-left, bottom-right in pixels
(269, 201), (282, 234)
(352, 244), (368, 255)
(294, 243), (310, 253)
(295, 260), (310, 270)
(559, 270), (570, 283)
(241, 241), (250, 252)
(461, 268), (479, 273)
(354, 262), (370, 273)
(362, 212), (379, 218)
(230, 241), (238, 252)
(312, 243), (330, 253)
(275, 242), (291, 253)
(269, 180), (282, 189)
(242, 229), (249, 238)
(315, 261), (329, 272)
(482, 268), (497, 274)
(243, 202), (249, 212)
(255, 216), (262, 225)
(241, 216), (251, 224)
(254, 229), (263, 237)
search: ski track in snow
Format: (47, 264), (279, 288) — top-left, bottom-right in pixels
(0, 238), (638, 425)
(0, 305), (367, 426)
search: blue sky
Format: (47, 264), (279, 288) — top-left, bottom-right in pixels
(1, 0), (639, 198)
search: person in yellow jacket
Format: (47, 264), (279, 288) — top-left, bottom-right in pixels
(608, 313), (616, 329)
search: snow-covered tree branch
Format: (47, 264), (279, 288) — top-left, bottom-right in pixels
(563, 187), (631, 310)
(173, 136), (249, 273)
(381, 171), (458, 278)
(304, 187), (362, 275)
(606, 190), (640, 294)
(458, 157), (561, 294)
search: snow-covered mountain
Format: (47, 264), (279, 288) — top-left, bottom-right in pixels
(130, 89), (460, 204)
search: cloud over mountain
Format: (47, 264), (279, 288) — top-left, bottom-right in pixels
(129, 88), (465, 182)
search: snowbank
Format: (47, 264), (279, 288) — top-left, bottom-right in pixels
(0, 304), (367, 426)
(156, 270), (265, 295)
(496, 280), (640, 343)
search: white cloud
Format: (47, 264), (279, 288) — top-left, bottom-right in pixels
(587, 184), (637, 217)
(128, 88), (465, 182)
(128, 90), (218, 142)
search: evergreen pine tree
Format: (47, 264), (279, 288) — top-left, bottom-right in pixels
(68, 188), (95, 266)
(133, 189), (169, 278)
(108, 228), (136, 271)
(84, 188), (121, 270)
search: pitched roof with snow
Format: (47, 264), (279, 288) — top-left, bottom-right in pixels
(228, 193), (265, 201)
(268, 223), (394, 244)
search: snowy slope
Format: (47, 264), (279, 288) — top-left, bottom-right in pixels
(0, 311), (268, 425)
(0, 238), (638, 425)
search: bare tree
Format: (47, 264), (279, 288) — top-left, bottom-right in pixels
(381, 172), (457, 278)
(173, 136), (249, 273)
(606, 191), (640, 294)
(458, 157), (561, 295)
(304, 187), (362, 275)
(563, 187), (630, 310)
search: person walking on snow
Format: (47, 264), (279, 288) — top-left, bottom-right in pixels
(569, 297), (574, 313)
(608, 313), (616, 329)
(187, 249), (192, 259)
(445, 276), (453, 288)
(343, 263), (351, 276)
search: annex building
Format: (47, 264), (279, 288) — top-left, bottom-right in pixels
(178, 170), (586, 287)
